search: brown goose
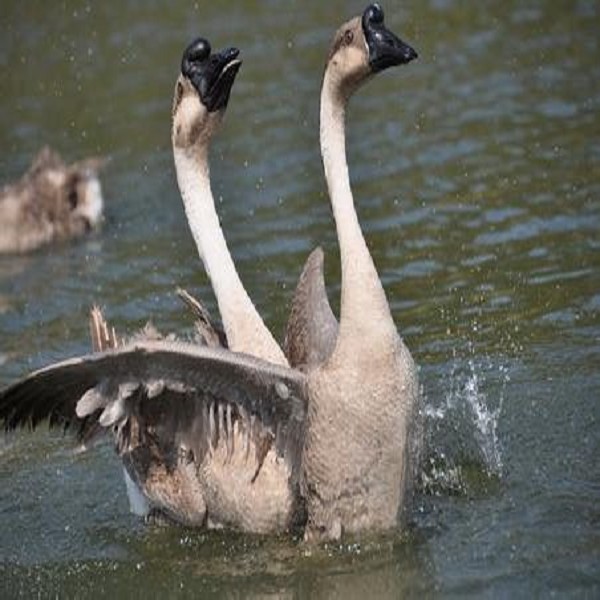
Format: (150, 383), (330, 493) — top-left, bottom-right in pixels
(0, 4), (420, 541)
(0, 147), (105, 254)
(300, 3), (420, 540)
(1, 41), (304, 533)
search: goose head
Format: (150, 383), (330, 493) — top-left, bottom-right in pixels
(61, 159), (105, 231)
(325, 3), (417, 99)
(31, 148), (105, 234)
(172, 38), (242, 151)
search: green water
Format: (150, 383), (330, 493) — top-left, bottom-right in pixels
(1, 0), (599, 597)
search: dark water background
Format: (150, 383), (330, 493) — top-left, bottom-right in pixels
(0, 0), (598, 597)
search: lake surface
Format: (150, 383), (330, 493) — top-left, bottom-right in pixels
(1, 0), (598, 597)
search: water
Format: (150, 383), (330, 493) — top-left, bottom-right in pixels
(1, 0), (598, 596)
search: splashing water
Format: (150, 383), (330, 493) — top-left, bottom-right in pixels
(460, 359), (505, 473)
(421, 355), (508, 495)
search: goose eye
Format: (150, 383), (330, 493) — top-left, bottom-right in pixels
(344, 29), (354, 45)
(175, 81), (184, 105)
(67, 188), (78, 209)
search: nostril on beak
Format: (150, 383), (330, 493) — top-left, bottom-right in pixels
(401, 44), (418, 63)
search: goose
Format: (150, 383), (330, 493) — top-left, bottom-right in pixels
(2, 41), (303, 532)
(0, 146), (105, 254)
(0, 4), (420, 541)
(298, 2), (420, 540)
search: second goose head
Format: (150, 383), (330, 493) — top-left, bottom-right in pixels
(325, 2), (417, 99)
(172, 38), (242, 151)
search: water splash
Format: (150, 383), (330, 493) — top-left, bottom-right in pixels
(420, 354), (508, 495)
(459, 359), (505, 473)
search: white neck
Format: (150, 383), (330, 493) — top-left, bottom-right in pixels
(174, 146), (288, 366)
(320, 70), (394, 343)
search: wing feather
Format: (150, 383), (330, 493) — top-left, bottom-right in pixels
(0, 341), (308, 479)
(284, 247), (338, 372)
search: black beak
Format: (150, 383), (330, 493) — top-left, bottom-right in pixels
(362, 3), (417, 73)
(181, 38), (242, 112)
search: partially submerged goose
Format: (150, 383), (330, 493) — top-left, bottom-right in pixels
(0, 147), (105, 254)
(298, 3), (420, 540)
(1, 41), (303, 533)
(0, 4), (421, 541)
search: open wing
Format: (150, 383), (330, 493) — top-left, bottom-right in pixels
(0, 340), (308, 479)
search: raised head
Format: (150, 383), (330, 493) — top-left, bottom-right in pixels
(326, 3), (417, 98)
(172, 38), (242, 150)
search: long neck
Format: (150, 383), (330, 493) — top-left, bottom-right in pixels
(174, 145), (288, 366)
(320, 70), (395, 344)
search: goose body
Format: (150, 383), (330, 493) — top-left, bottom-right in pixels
(118, 41), (300, 531)
(0, 147), (104, 254)
(0, 4), (421, 541)
(85, 305), (302, 532)
(301, 5), (420, 538)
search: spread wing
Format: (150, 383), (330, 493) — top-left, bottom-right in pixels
(0, 340), (308, 480)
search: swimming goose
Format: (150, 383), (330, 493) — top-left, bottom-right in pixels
(0, 146), (105, 254)
(0, 41), (304, 533)
(0, 4), (420, 541)
(298, 2), (420, 540)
